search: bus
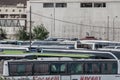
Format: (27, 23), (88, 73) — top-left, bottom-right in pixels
(1, 57), (120, 80)
(29, 40), (75, 51)
(76, 40), (120, 50)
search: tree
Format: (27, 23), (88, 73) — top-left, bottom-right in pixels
(16, 24), (49, 40)
(0, 28), (7, 40)
(16, 28), (29, 40)
(33, 24), (49, 40)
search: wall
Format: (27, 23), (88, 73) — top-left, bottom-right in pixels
(27, 0), (120, 41)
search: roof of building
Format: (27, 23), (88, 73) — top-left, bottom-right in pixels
(0, 0), (28, 6)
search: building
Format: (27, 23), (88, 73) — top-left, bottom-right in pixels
(27, 0), (120, 41)
(0, 0), (28, 39)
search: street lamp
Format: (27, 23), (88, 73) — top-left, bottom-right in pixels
(113, 16), (118, 41)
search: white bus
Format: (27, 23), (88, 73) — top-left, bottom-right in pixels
(2, 57), (120, 80)
(1, 49), (120, 80)
(76, 40), (120, 50)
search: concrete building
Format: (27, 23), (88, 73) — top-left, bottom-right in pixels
(0, 0), (28, 39)
(27, 0), (120, 41)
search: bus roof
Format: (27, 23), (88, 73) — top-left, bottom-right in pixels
(5, 57), (117, 62)
(0, 49), (119, 60)
(0, 53), (37, 60)
(80, 40), (120, 45)
(97, 50), (120, 59)
(0, 53), (35, 57)
(41, 49), (118, 59)
(37, 53), (94, 58)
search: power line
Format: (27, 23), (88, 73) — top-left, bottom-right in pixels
(27, 11), (120, 29)
(29, 12), (105, 28)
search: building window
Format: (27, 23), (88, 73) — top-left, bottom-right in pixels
(56, 3), (67, 7)
(12, 9), (15, 12)
(0, 9), (1, 12)
(21, 14), (26, 18)
(43, 3), (54, 8)
(5, 9), (8, 12)
(94, 3), (106, 7)
(0, 14), (5, 18)
(81, 3), (92, 8)
(19, 9), (22, 12)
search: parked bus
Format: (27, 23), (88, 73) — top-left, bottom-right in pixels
(76, 40), (120, 50)
(2, 57), (120, 80)
(29, 40), (75, 51)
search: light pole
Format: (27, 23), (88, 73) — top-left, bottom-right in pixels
(113, 16), (118, 41)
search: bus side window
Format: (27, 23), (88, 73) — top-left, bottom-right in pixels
(70, 63), (83, 74)
(17, 63), (33, 76)
(17, 64), (26, 76)
(76, 64), (83, 73)
(60, 64), (66, 72)
(108, 63), (113, 73)
(112, 63), (117, 74)
(101, 63), (108, 74)
(51, 64), (57, 72)
(85, 63), (92, 74)
(50, 63), (67, 74)
(25, 64), (33, 75)
(92, 63), (100, 74)
(9, 63), (32, 76)
(9, 64), (17, 76)
(101, 62), (117, 74)
(34, 63), (49, 75)
(50, 63), (59, 74)
(105, 62), (117, 74)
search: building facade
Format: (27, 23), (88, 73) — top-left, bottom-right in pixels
(0, 0), (28, 39)
(27, 0), (120, 41)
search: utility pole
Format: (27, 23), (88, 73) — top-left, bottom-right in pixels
(107, 16), (109, 40)
(29, 6), (32, 50)
(113, 16), (118, 41)
(53, 3), (55, 37)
